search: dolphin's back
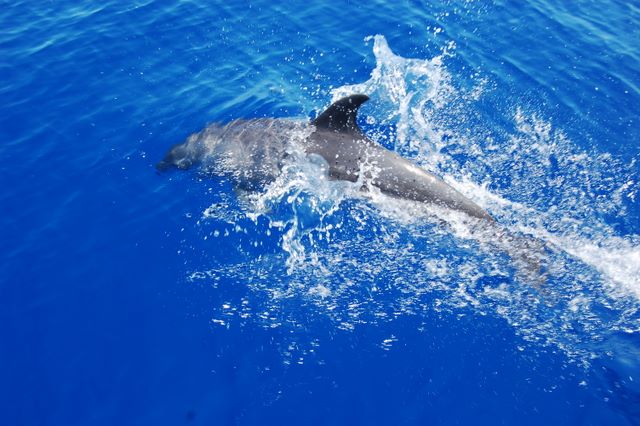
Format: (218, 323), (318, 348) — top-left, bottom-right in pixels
(211, 119), (300, 189)
(158, 118), (304, 189)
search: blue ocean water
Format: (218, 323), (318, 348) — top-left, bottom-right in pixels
(2, 0), (639, 424)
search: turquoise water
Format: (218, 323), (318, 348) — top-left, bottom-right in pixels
(2, 1), (639, 424)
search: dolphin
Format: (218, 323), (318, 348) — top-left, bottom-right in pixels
(158, 94), (493, 222)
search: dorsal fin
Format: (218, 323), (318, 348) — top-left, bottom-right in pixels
(312, 94), (369, 133)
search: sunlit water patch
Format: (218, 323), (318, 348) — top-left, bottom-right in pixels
(187, 35), (639, 367)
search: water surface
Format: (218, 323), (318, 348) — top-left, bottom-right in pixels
(2, 1), (639, 425)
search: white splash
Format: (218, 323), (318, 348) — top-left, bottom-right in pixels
(191, 35), (640, 365)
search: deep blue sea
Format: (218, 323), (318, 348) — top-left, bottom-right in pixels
(2, 1), (640, 425)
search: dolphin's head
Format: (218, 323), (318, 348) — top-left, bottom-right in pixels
(156, 133), (206, 172)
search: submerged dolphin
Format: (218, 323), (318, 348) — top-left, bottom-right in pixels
(158, 94), (493, 221)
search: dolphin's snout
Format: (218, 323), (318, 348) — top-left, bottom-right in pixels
(156, 156), (193, 172)
(157, 139), (201, 172)
(156, 159), (173, 172)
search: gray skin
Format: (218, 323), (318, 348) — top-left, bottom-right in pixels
(157, 118), (300, 190)
(158, 94), (493, 221)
